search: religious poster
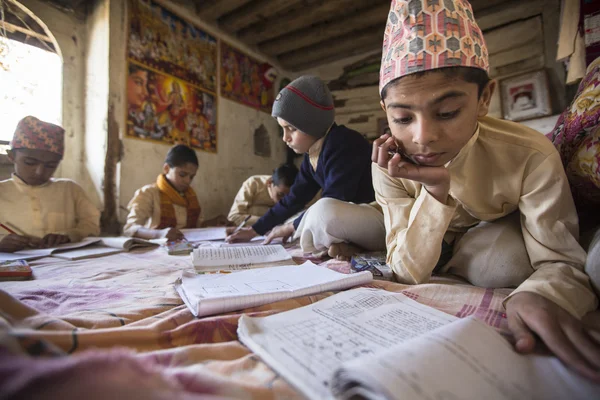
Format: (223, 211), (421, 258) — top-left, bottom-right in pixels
(220, 41), (277, 113)
(126, 0), (217, 152)
(127, 62), (217, 151)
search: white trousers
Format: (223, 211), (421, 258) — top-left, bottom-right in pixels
(442, 212), (534, 288)
(293, 198), (386, 254)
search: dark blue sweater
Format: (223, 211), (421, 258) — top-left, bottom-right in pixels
(252, 124), (375, 235)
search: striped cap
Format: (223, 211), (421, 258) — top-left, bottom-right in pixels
(380, 0), (489, 95)
(272, 75), (335, 139)
(11, 116), (65, 157)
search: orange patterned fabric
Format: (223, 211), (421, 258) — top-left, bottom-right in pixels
(379, 0), (489, 94)
(10, 116), (65, 157)
(155, 173), (201, 229)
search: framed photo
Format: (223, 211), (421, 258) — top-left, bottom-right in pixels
(500, 70), (551, 122)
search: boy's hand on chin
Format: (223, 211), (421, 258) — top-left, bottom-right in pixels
(506, 291), (600, 382)
(373, 134), (450, 204)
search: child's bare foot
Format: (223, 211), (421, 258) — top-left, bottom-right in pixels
(328, 242), (362, 261)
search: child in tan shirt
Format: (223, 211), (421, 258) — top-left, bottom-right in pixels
(372, 0), (599, 382)
(227, 164), (298, 227)
(0, 116), (100, 252)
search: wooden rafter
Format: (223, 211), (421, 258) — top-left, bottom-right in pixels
(218, 0), (304, 33)
(196, 0), (251, 22)
(237, 0), (375, 46)
(280, 25), (383, 71)
(259, 2), (389, 57)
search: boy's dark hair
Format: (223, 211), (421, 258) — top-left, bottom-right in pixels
(381, 67), (490, 101)
(272, 164), (298, 188)
(165, 144), (199, 167)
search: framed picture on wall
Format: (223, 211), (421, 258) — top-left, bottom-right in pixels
(500, 70), (551, 122)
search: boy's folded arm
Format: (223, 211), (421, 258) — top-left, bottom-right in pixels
(504, 153), (598, 318)
(373, 164), (456, 284)
(123, 188), (154, 237)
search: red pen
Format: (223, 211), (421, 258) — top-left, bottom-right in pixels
(0, 223), (16, 235)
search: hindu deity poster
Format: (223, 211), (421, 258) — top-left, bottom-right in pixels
(127, 0), (217, 152)
(220, 41), (277, 113)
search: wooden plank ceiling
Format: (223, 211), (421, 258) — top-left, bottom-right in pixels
(191, 0), (511, 71)
(45, 0), (513, 71)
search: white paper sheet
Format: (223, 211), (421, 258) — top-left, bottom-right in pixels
(237, 288), (457, 399)
(191, 244), (291, 269)
(176, 261), (372, 317)
(181, 227), (227, 242)
(333, 316), (600, 400)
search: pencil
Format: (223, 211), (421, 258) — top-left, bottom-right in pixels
(232, 215), (251, 235)
(0, 223), (16, 234)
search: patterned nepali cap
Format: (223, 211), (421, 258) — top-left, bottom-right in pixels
(379, 0), (489, 95)
(11, 116), (65, 157)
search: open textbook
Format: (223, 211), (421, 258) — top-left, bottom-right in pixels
(181, 227), (265, 243)
(238, 288), (600, 400)
(191, 244), (292, 272)
(0, 236), (159, 262)
(176, 261), (372, 317)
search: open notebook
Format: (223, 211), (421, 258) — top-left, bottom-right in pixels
(0, 237), (159, 262)
(238, 288), (600, 400)
(191, 244), (292, 272)
(175, 261), (372, 317)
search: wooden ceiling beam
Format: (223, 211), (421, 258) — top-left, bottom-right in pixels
(238, 0), (373, 46)
(280, 25), (383, 72)
(259, 3), (389, 57)
(218, 0), (304, 33)
(196, 0), (252, 22)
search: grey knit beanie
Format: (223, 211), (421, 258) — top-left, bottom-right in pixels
(272, 75), (335, 139)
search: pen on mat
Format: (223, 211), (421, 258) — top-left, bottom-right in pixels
(232, 215), (251, 235)
(0, 223), (16, 234)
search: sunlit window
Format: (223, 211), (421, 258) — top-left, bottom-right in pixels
(0, 37), (62, 146)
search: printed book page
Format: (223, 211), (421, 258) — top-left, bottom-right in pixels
(51, 245), (125, 261)
(237, 287), (457, 400)
(176, 261), (372, 317)
(97, 236), (159, 250)
(191, 244), (291, 270)
(0, 237), (101, 261)
(181, 227), (227, 242)
(332, 316), (600, 400)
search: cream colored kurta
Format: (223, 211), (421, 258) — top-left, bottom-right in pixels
(227, 175), (275, 226)
(372, 116), (597, 318)
(123, 183), (204, 237)
(0, 174), (100, 243)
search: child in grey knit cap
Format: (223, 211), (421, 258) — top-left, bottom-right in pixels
(227, 75), (386, 260)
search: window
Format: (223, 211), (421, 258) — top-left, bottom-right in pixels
(0, 37), (62, 146)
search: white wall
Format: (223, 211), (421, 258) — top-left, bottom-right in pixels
(110, 0), (291, 223)
(84, 0), (110, 207)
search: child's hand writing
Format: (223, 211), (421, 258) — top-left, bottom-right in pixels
(0, 234), (41, 253)
(372, 134), (450, 204)
(226, 227), (257, 243)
